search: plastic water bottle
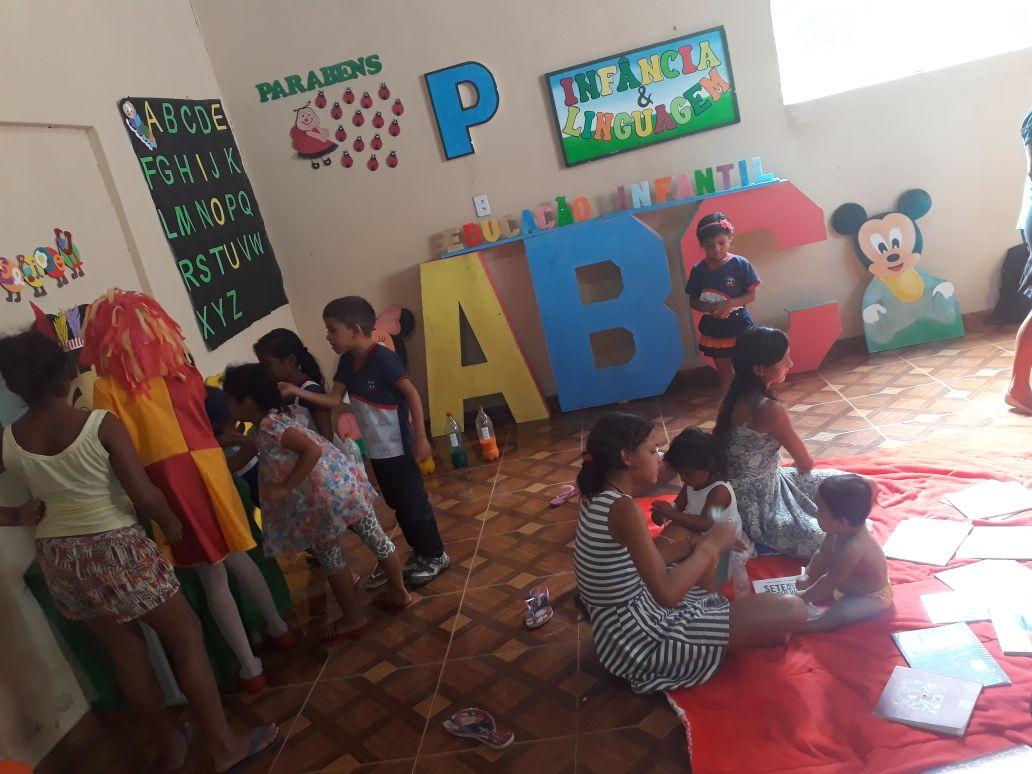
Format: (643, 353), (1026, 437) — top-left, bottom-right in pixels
(445, 411), (469, 469)
(475, 405), (500, 461)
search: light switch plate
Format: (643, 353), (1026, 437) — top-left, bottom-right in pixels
(473, 194), (491, 218)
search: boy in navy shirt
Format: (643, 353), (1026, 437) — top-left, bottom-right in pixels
(283, 296), (448, 588)
(685, 212), (762, 385)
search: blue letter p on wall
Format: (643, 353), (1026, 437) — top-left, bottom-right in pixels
(424, 61), (499, 160)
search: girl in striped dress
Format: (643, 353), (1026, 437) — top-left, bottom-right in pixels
(574, 412), (806, 694)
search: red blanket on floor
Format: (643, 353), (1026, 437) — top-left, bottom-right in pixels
(647, 426), (1032, 773)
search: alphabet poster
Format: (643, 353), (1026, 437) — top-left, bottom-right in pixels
(545, 27), (739, 167)
(117, 97), (288, 350)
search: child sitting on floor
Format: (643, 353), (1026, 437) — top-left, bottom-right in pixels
(796, 474), (891, 631)
(650, 427), (752, 591)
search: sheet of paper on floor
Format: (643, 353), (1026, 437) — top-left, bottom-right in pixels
(955, 526), (1032, 560)
(989, 604), (1032, 656)
(935, 559), (1032, 595)
(920, 592), (991, 625)
(882, 518), (973, 566)
(941, 480), (1032, 520)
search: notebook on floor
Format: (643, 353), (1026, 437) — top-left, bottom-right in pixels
(920, 592), (990, 625)
(935, 559), (1032, 595)
(882, 518), (973, 566)
(923, 743), (1032, 771)
(941, 480), (1032, 521)
(874, 665), (981, 737)
(988, 602), (1032, 656)
(955, 526), (1032, 560)
(892, 622), (1010, 687)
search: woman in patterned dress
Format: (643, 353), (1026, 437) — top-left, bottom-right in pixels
(716, 327), (843, 559)
(574, 412), (806, 694)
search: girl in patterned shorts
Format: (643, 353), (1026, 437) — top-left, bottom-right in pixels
(220, 364), (410, 642)
(0, 331), (279, 773)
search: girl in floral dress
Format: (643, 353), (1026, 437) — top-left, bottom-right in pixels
(221, 364), (410, 642)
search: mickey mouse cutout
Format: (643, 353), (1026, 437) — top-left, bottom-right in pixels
(832, 189), (964, 353)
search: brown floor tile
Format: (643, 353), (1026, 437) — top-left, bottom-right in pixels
(849, 381), (972, 426)
(492, 448), (583, 496)
(876, 409), (995, 446)
(788, 399), (871, 438)
(481, 488), (578, 536)
(259, 634), (331, 689)
(504, 416), (583, 460)
(900, 342), (1013, 380)
(410, 539), (480, 597)
(821, 353), (936, 397)
(318, 759), (417, 773)
(466, 522), (575, 589)
(423, 466), (498, 502)
(773, 373), (841, 406)
(422, 642), (579, 755)
(415, 736), (576, 773)
(807, 427), (886, 461)
(273, 663), (442, 771)
(319, 592), (462, 680)
(35, 709), (181, 774)
(658, 394), (720, 435)
(430, 496), (490, 543)
(575, 726), (688, 773)
(449, 572), (580, 659)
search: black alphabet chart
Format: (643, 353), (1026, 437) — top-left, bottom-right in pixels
(118, 97), (287, 349)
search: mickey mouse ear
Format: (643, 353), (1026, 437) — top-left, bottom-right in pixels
(830, 202), (869, 236)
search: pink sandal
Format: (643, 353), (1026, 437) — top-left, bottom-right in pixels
(443, 708), (515, 750)
(549, 485), (578, 508)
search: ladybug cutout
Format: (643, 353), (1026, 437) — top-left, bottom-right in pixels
(378, 82), (390, 100)
(334, 125), (347, 142)
(352, 110), (364, 127)
(343, 87), (355, 104)
(340, 151), (354, 168)
(314, 90), (327, 109)
(386, 150), (398, 168)
(367, 154), (379, 171)
(388, 119), (400, 137)
(330, 102), (343, 120)
(353, 135), (364, 152)
(371, 134), (383, 151)
(360, 91), (373, 109)
(391, 99), (404, 116)
(372, 111), (384, 129)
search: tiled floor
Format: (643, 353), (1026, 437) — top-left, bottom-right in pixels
(38, 318), (1027, 773)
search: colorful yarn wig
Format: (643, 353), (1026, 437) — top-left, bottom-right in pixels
(81, 289), (192, 395)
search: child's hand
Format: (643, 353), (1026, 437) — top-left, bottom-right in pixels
(795, 573), (812, 591)
(162, 517), (184, 544)
(651, 500), (675, 525)
(263, 483), (292, 504)
(414, 436), (434, 465)
(278, 381), (299, 398)
(219, 431), (250, 447)
(17, 498), (45, 527)
(704, 520), (737, 551)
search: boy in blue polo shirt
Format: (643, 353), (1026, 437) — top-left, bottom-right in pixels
(282, 296), (447, 588)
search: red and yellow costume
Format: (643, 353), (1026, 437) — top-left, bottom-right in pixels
(82, 290), (254, 565)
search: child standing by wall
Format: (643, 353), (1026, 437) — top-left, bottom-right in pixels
(281, 296), (448, 588)
(254, 329), (334, 440)
(574, 412), (806, 694)
(0, 331), (280, 773)
(222, 364), (411, 641)
(685, 212), (762, 385)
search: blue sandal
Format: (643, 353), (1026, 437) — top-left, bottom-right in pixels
(219, 726), (283, 774)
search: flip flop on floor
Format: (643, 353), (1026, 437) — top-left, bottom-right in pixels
(372, 594), (413, 613)
(218, 726), (283, 774)
(443, 708), (515, 750)
(549, 485), (578, 508)
(322, 621), (367, 643)
(165, 723), (194, 774)
(524, 585), (553, 630)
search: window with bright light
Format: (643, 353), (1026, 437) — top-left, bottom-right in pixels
(771, 0), (1032, 104)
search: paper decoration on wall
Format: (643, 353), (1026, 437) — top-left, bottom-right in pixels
(424, 61), (499, 160)
(32, 302), (88, 352)
(524, 215), (683, 411)
(118, 97), (288, 350)
(291, 102), (338, 169)
(255, 54), (383, 102)
(545, 27), (739, 167)
(786, 301), (841, 374)
(831, 189), (964, 354)
(679, 181), (827, 277)
(287, 79), (402, 171)
(0, 228), (87, 303)
(421, 252), (548, 435)
(122, 100), (157, 150)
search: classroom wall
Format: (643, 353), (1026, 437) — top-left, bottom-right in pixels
(0, 1), (296, 763)
(191, 0), (1032, 400)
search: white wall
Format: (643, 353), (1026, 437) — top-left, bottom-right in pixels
(0, 1), (296, 763)
(192, 0), (1031, 401)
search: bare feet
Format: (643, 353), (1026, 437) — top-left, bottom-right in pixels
(162, 725), (190, 772)
(212, 725), (280, 773)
